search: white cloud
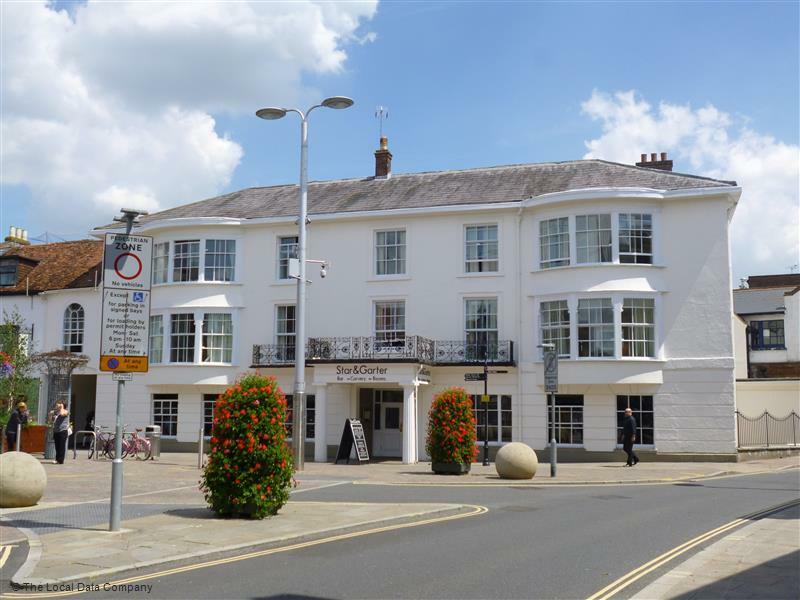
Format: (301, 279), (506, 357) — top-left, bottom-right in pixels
(582, 90), (800, 281)
(1, 1), (377, 234)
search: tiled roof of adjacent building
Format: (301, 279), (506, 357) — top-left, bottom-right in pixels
(97, 159), (737, 228)
(0, 240), (103, 294)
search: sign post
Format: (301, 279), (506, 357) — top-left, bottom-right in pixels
(100, 209), (151, 531)
(465, 364), (507, 466)
(543, 349), (559, 477)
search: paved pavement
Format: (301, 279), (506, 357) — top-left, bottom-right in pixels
(634, 501), (799, 599)
(0, 452), (797, 597)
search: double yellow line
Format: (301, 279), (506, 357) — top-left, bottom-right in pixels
(2, 504), (488, 598)
(586, 497), (800, 600)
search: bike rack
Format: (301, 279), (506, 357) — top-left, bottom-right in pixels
(72, 430), (98, 460)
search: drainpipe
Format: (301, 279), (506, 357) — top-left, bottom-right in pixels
(745, 325), (752, 379)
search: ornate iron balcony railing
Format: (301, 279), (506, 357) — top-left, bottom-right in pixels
(252, 337), (514, 367)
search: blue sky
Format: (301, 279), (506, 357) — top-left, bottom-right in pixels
(2, 1), (798, 280)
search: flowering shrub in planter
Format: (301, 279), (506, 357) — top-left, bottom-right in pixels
(200, 374), (293, 519)
(426, 387), (477, 473)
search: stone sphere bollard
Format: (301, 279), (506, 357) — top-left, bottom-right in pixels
(495, 442), (538, 479)
(0, 451), (47, 508)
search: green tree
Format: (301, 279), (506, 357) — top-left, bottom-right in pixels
(0, 309), (36, 414)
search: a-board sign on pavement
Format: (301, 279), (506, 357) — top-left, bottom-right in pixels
(100, 233), (152, 373)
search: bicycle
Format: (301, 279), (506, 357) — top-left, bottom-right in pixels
(89, 425), (128, 459)
(123, 428), (152, 460)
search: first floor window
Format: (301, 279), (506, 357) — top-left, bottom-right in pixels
(278, 236), (298, 280)
(578, 298), (614, 357)
(170, 313), (195, 363)
(0, 259), (17, 286)
(149, 315), (163, 364)
(173, 240), (200, 282)
(204, 239), (236, 282)
(63, 303), (85, 353)
(549, 395), (583, 445)
(619, 213), (653, 264)
(202, 313), (233, 363)
(540, 300), (570, 357)
(539, 217), (570, 268)
(376, 230), (406, 275)
(152, 242), (169, 284)
(622, 298), (655, 358)
(375, 301), (406, 349)
(276, 305), (296, 362)
(576, 214), (612, 264)
(749, 320), (785, 350)
(153, 395), (178, 437)
(471, 394), (512, 443)
(284, 394), (315, 440)
(616, 395), (654, 445)
(203, 394), (217, 437)
(465, 224), (499, 273)
(465, 298), (498, 360)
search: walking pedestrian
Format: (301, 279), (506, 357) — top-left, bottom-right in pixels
(50, 402), (70, 464)
(622, 407), (639, 467)
(5, 401), (29, 451)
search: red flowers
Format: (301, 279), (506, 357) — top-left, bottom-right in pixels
(200, 374), (294, 519)
(426, 387), (478, 465)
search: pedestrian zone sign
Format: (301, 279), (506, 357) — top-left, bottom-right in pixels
(100, 233), (152, 373)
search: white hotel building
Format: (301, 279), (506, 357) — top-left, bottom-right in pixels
(86, 145), (741, 462)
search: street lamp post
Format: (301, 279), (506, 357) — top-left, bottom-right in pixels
(256, 96), (353, 471)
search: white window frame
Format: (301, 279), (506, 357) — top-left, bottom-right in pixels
(540, 300), (570, 358)
(618, 213), (653, 264)
(203, 394), (218, 438)
(277, 236), (299, 281)
(616, 395), (655, 447)
(152, 242), (170, 285)
(577, 297), (615, 358)
(62, 303), (85, 353)
(173, 240), (201, 282)
(621, 298), (656, 358)
(204, 240), (236, 282)
(549, 395), (584, 447)
(149, 314), (164, 364)
(374, 300), (406, 349)
(152, 395), (179, 438)
(464, 297), (499, 360)
(539, 217), (570, 269)
(284, 394), (316, 441)
(276, 305), (296, 362)
(575, 214), (613, 264)
(170, 313), (196, 363)
(202, 313), (233, 364)
(464, 224), (499, 273)
(471, 394), (512, 444)
(375, 229), (407, 276)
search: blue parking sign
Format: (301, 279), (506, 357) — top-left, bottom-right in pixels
(133, 291), (144, 302)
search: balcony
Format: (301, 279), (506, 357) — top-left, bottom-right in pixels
(252, 337), (515, 367)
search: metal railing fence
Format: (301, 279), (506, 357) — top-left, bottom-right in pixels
(736, 410), (799, 449)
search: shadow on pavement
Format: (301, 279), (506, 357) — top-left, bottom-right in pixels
(164, 507), (217, 519)
(672, 549), (800, 600)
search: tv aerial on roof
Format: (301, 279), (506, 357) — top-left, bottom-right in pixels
(375, 105), (389, 137)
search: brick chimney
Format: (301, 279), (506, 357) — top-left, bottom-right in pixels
(374, 136), (392, 178)
(636, 151), (673, 172)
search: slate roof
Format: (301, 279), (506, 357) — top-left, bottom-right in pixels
(97, 159), (737, 229)
(733, 288), (792, 316)
(0, 240), (104, 294)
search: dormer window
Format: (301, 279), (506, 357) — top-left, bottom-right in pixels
(0, 258), (18, 286)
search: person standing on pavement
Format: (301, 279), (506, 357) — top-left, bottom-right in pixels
(50, 402), (70, 464)
(622, 407), (639, 467)
(6, 401), (29, 451)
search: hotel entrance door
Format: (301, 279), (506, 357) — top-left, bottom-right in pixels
(371, 389), (404, 457)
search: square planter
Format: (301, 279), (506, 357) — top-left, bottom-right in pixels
(432, 462), (471, 475)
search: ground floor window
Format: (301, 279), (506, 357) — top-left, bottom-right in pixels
(616, 395), (654, 445)
(471, 394), (512, 443)
(548, 395), (583, 445)
(153, 394), (178, 437)
(203, 394), (217, 437)
(284, 394), (315, 440)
